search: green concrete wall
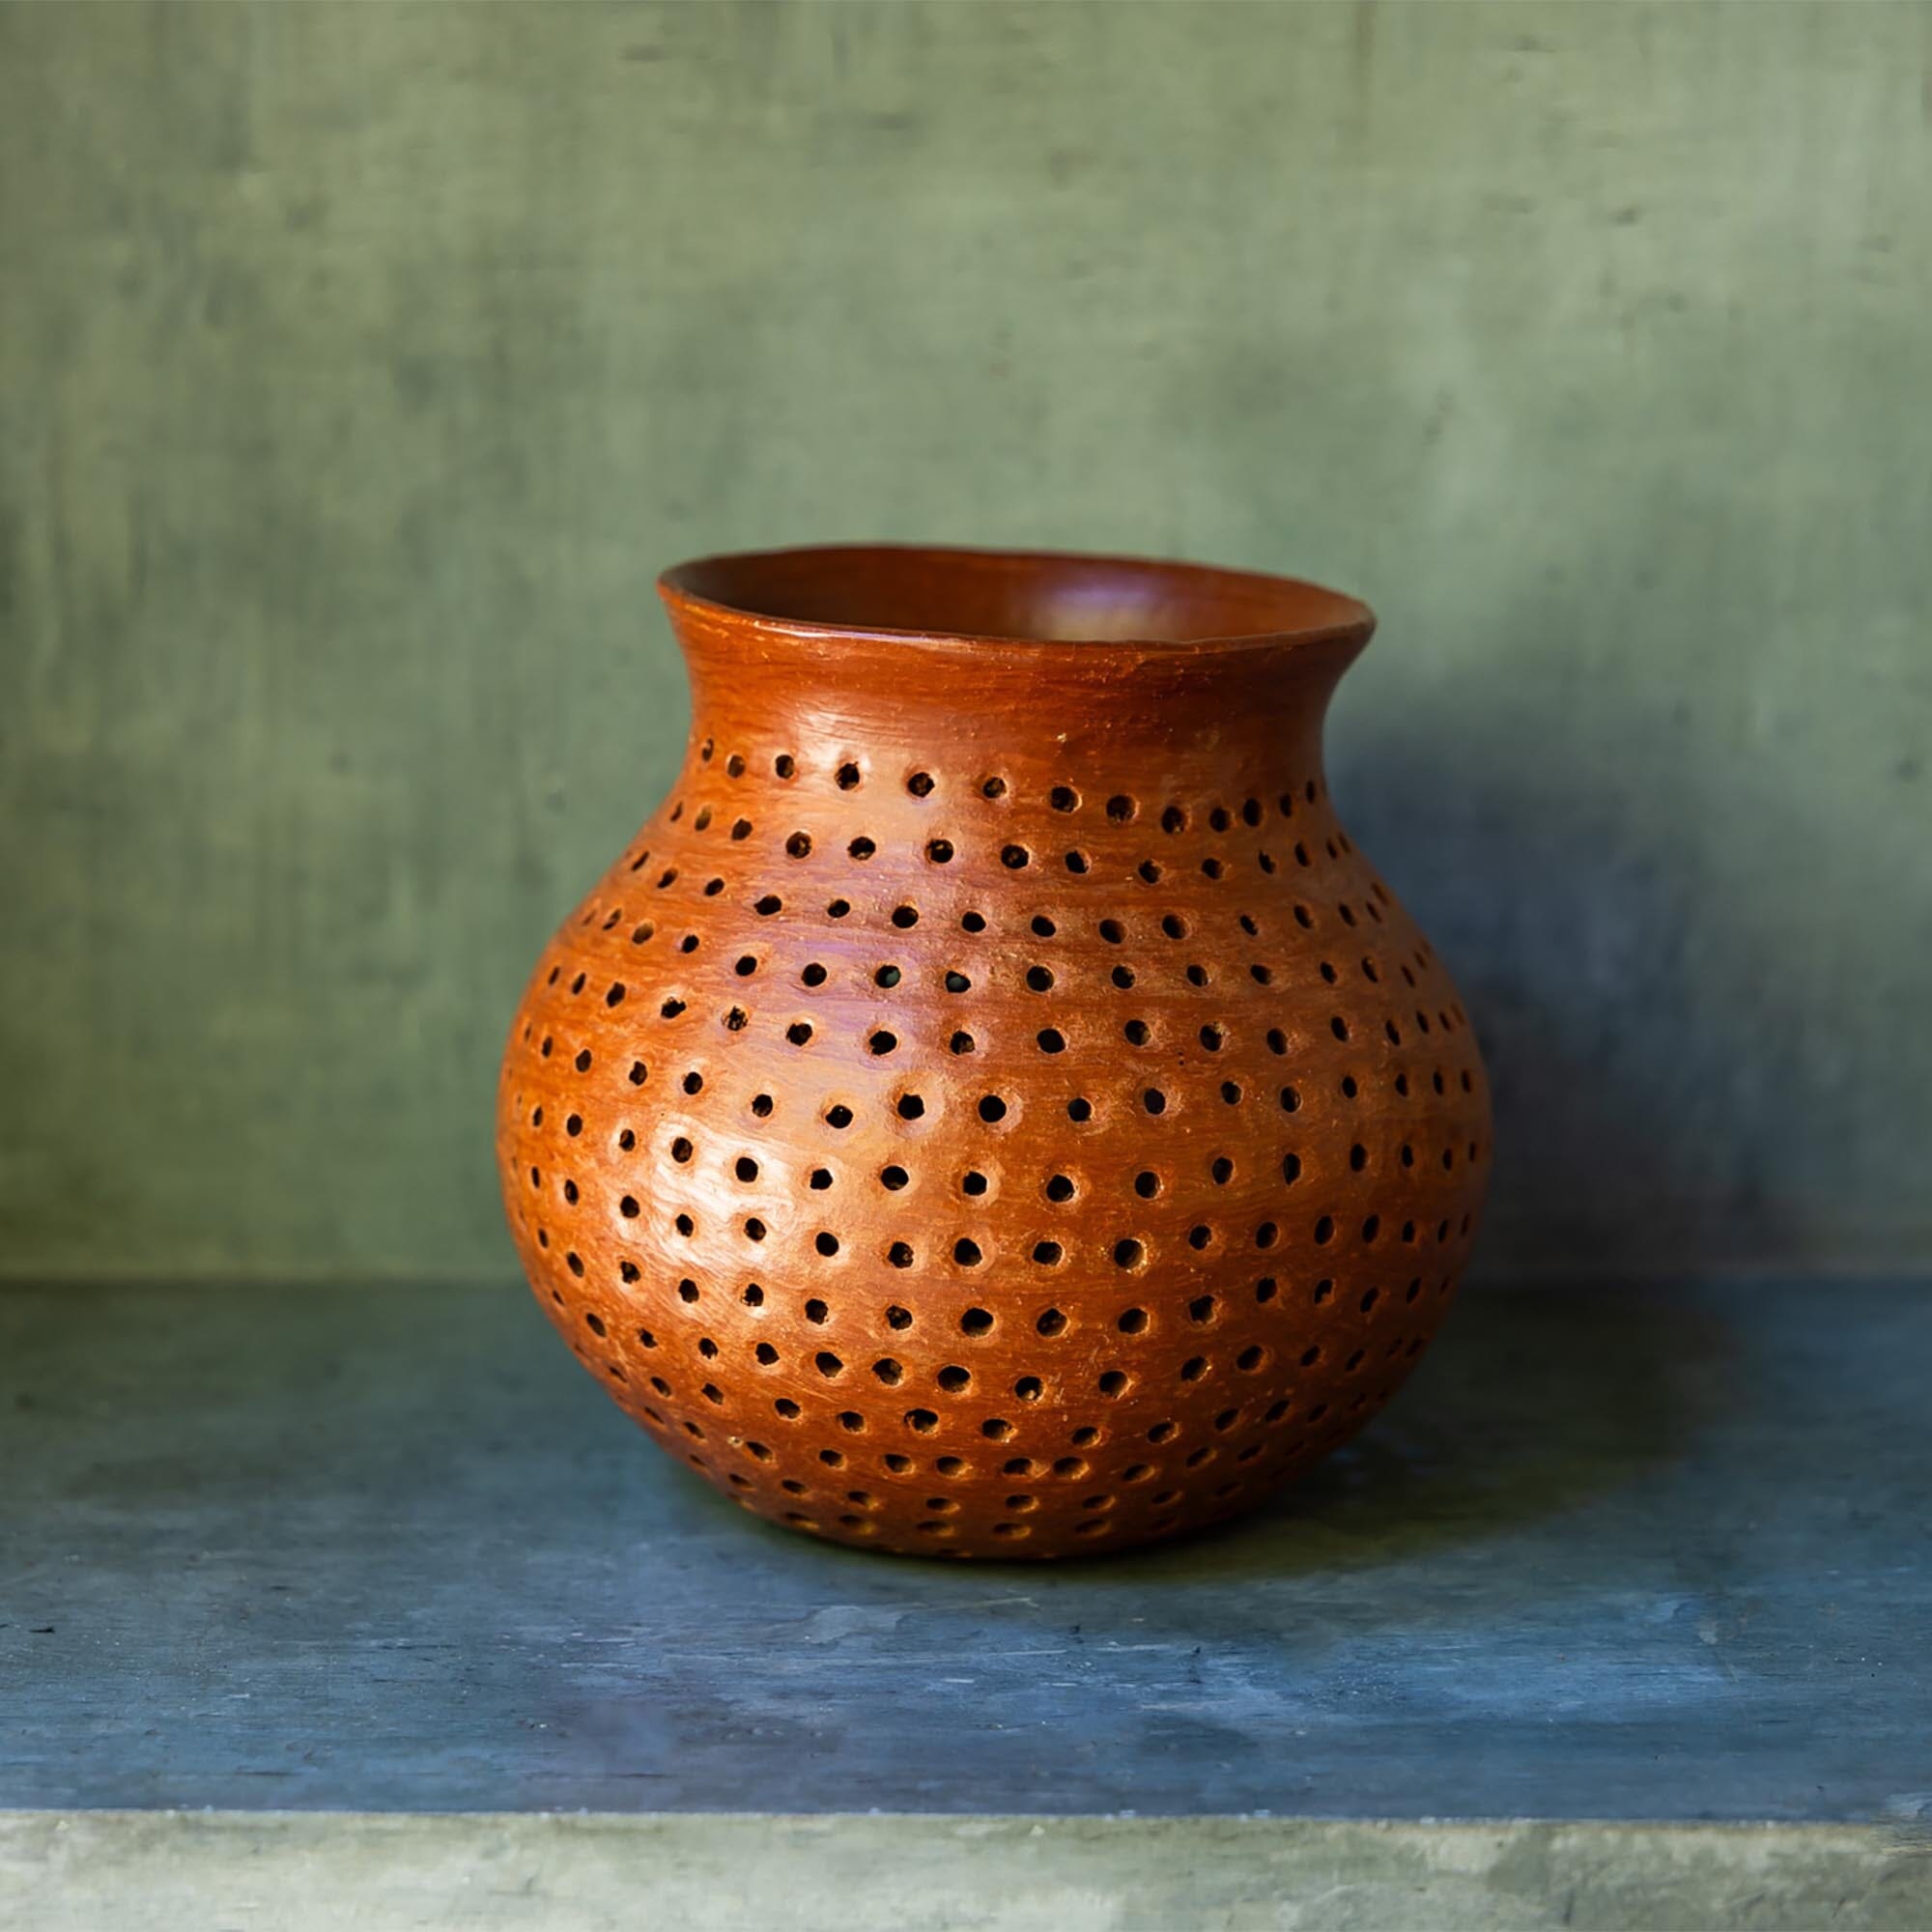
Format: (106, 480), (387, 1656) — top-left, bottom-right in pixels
(2, 1), (1927, 1283)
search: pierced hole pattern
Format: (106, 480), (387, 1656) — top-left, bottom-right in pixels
(501, 728), (1489, 1557)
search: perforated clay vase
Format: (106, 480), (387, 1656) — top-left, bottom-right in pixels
(497, 545), (1492, 1558)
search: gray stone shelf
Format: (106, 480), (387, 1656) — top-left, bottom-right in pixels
(5, 1275), (1928, 1926)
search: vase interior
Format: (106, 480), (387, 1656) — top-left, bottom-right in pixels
(660, 544), (1371, 649)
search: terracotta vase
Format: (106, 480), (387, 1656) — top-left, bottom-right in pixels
(497, 546), (1491, 1559)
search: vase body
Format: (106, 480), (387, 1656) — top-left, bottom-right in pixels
(497, 546), (1491, 1558)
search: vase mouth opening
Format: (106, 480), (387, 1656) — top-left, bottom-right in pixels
(658, 544), (1374, 654)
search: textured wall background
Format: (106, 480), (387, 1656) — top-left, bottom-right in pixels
(2, 1), (1927, 1284)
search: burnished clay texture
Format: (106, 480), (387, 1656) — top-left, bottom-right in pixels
(497, 546), (1492, 1558)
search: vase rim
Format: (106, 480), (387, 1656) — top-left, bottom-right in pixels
(657, 543), (1375, 658)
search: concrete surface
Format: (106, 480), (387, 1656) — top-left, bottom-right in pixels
(7, 1812), (1932, 1932)
(3, 2), (1931, 1287)
(5, 1275), (1929, 1821)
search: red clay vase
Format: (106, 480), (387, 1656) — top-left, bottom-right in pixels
(497, 546), (1492, 1558)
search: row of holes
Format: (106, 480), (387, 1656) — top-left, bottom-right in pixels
(633, 837), (1352, 888)
(533, 1073), (1475, 1132)
(604, 1011), (1452, 1049)
(600, 895), (1406, 952)
(537, 1059), (1468, 1105)
(586, 1333), (1423, 1434)
(540, 1019), (1463, 1076)
(526, 1061), (1476, 1119)
(567, 935), (1439, 996)
(538, 1205), (1477, 1265)
(554, 974), (1442, 1049)
(545, 1008), (1464, 1059)
(534, 1141), (1484, 1197)
(575, 1270), (1446, 1333)
(590, 1321), (1419, 1384)
(689, 736), (1324, 824)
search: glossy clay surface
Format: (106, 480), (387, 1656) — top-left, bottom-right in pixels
(497, 546), (1492, 1557)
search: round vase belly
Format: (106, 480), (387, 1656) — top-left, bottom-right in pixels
(497, 545), (1492, 1558)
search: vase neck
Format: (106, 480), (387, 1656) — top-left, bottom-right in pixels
(667, 602), (1363, 792)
